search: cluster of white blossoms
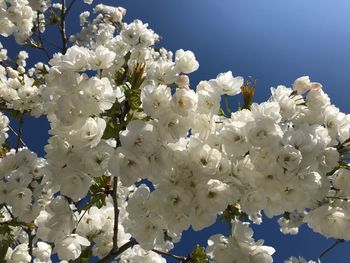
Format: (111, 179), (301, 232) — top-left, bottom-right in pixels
(0, 0), (35, 43)
(0, 111), (9, 145)
(206, 221), (275, 262)
(0, 46), (46, 116)
(0, 1), (350, 263)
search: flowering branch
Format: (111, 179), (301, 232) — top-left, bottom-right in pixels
(36, 13), (50, 60)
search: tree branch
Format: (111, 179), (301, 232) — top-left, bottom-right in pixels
(8, 125), (27, 148)
(4, 204), (14, 219)
(318, 239), (344, 262)
(60, 0), (68, 53)
(64, 0), (78, 18)
(24, 228), (33, 259)
(98, 238), (138, 263)
(152, 249), (186, 262)
(15, 114), (23, 152)
(37, 13), (50, 60)
(111, 175), (119, 254)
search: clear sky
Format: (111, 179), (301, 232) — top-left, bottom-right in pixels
(2, 0), (350, 262)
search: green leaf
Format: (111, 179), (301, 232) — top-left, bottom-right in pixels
(79, 245), (93, 262)
(186, 245), (208, 263)
(217, 108), (226, 117)
(9, 110), (22, 120)
(80, 176), (111, 211)
(220, 204), (248, 222)
(0, 244), (9, 262)
(0, 223), (15, 262)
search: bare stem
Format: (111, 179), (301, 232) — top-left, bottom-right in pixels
(224, 95), (231, 115)
(73, 209), (89, 234)
(64, 0), (78, 18)
(25, 228), (33, 259)
(60, 0), (68, 53)
(152, 249), (186, 262)
(37, 13), (50, 60)
(15, 114), (23, 153)
(98, 238), (138, 263)
(318, 239), (344, 262)
(4, 204), (14, 219)
(111, 176), (119, 254)
(9, 126), (27, 147)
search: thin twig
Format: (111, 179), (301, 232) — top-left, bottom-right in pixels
(326, 196), (350, 201)
(64, 0), (78, 18)
(111, 176), (119, 254)
(9, 126), (27, 147)
(73, 209), (89, 234)
(4, 204), (14, 219)
(25, 228), (33, 259)
(60, 0), (68, 53)
(37, 13), (50, 60)
(98, 238), (138, 263)
(15, 114), (24, 153)
(152, 249), (186, 262)
(318, 239), (344, 262)
(224, 95), (231, 115)
(40, 37), (63, 50)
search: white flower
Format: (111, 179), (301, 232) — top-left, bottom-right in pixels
(55, 234), (90, 261)
(333, 168), (350, 190)
(277, 145), (302, 171)
(305, 204), (350, 240)
(293, 76), (322, 95)
(215, 71), (243, 96)
(69, 117), (106, 148)
(206, 221), (275, 263)
(141, 84), (172, 118)
(6, 243), (31, 263)
(89, 46), (116, 69)
(50, 46), (90, 71)
(251, 101), (281, 123)
(79, 77), (116, 114)
(247, 119), (283, 148)
(56, 167), (92, 202)
(120, 120), (159, 156)
(175, 49), (199, 74)
(171, 88), (198, 116)
(33, 242), (52, 263)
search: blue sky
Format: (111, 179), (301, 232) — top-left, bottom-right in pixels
(2, 0), (350, 262)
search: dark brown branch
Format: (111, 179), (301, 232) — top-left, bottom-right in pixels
(152, 249), (186, 262)
(111, 176), (119, 254)
(15, 114), (23, 152)
(25, 228), (33, 258)
(72, 209), (89, 234)
(60, 0), (68, 53)
(64, 0), (78, 18)
(318, 239), (344, 262)
(4, 204), (14, 219)
(98, 238), (138, 263)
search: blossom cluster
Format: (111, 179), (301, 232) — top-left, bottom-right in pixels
(0, 1), (349, 263)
